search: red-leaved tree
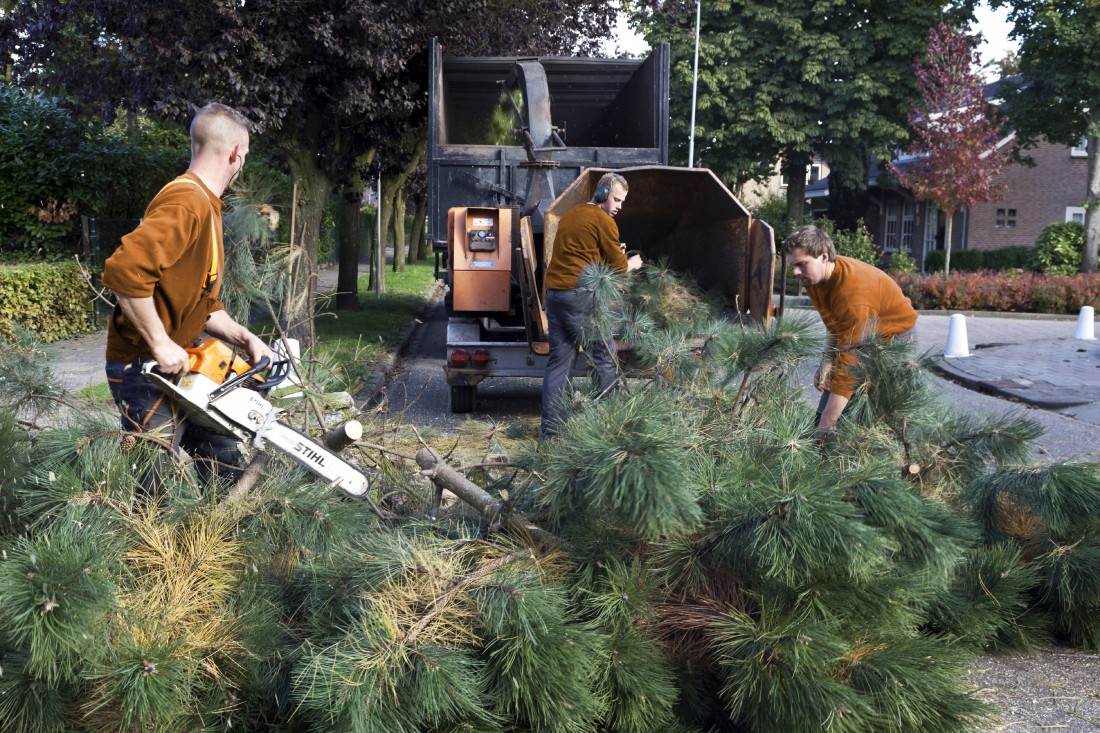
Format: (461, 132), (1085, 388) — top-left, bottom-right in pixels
(890, 22), (1013, 274)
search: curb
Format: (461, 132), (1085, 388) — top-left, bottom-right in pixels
(932, 358), (1095, 411)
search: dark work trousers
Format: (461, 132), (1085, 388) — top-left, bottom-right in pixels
(815, 326), (915, 427)
(541, 288), (620, 438)
(106, 360), (243, 499)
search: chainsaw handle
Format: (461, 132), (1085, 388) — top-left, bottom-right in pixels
(209, 356), (272, 401)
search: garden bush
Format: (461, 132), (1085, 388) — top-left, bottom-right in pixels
(1033, 221), (1085, 275)
(893, 270), (1100, 314)
(924, 246), (1036, 274)
(0, 85), (187, 256)
(0, 261), (93, 341)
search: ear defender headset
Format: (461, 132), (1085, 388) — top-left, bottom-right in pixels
(592, 173), (623, 204)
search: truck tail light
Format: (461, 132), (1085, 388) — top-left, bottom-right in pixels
(472, 348), (491, 368)
(449, 349), (470, 368)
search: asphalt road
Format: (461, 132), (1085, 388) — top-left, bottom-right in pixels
(383, 302), (1100, 463)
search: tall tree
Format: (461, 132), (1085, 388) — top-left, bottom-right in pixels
(0, 0), (619, 340)
(889, 22), (1012, 274)
(631, 0), (968, 224)
(994, 0), (1100, 273)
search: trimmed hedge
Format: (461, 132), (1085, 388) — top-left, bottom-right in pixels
(923, 246), (1035, 273)
(893, 270), (1100, 314)
(0, 261), (94, 341)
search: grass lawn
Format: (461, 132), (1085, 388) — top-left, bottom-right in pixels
(279, 259), (439, 392)
(314, 259), (438, 366)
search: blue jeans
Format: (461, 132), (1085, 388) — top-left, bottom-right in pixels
(541, 288), (619, 437)
(106, 360), (243, 497)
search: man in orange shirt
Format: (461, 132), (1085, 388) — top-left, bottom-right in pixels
(102, 103), (274, 494)
(540, 172), (642, 438)
(784, 225), (918, 436)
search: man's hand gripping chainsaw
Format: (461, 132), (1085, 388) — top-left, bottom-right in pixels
(141, 338), (370, 499)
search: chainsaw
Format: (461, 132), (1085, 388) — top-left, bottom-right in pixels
(141, 338), (370, 499)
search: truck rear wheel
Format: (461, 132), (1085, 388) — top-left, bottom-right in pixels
(450, 385), (477, 413)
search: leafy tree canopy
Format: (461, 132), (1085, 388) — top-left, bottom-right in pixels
(993, 0), (1100, 272)
(629, 0), (975, 222)
(889, 22), (1012, 274)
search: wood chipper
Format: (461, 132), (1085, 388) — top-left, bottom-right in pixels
(427, 39), (774, 412)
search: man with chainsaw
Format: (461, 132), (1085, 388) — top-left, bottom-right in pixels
(102, 102), (274, 492)
(540, 171), (642, 438)
(783, 225), (917, 438)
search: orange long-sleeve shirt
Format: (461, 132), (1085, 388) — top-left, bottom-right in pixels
(544, 203), (628, 291)
(102, 171), (227, 362)
(807, 256), (918, 398)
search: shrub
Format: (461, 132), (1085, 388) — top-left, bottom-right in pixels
(0, 261), (92, 341)
(1033, 221), (1085, 275)
(0, 85), (188, 256)
(749, 193), (806, 243)
(885, 250), (917, 273)
(923, 246), (1038, 274)
(892, 270), (1100, 314)
(816, 217), (879, 264)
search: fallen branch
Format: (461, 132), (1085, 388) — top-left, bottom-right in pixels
(415, 446), (559, 547)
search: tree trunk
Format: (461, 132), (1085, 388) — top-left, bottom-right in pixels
(943, 209), (955, 275)
(410, 194), (429, 260)
(393, 187), (407, 272)
(282, 118), (334, 348)
(335, 185), (363, 311)
(1083, 119), (1099, 273)
(380, 133), (427, 273)
(783, 152), (811, 226)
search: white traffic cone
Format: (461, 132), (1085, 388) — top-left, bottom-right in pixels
(1074, 306), (1096, 340)
(944, 313), (970, 358)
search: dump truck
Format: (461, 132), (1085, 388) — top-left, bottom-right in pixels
(428, 39), (775, 413)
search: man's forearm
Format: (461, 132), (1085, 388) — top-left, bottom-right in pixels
(204, 310), (273, 364)
(818, 392), (849, 431)
(115, 293), (174, 352)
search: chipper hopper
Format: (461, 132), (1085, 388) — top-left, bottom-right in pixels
(428, 39), (773, 412)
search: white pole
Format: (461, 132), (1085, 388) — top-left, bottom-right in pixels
(687, 0), (701, 168)
(375, 171), (382, 300)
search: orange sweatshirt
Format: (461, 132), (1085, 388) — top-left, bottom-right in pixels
(544, 203), (628, 290)
(102, 172), (227, 362)
(807, 256), (918, 398)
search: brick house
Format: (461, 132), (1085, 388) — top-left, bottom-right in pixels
(805, 78), (1090, 272)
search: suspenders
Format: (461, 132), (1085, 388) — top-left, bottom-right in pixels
(158, 177), (220, 295)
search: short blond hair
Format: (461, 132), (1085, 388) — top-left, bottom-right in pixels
(190, 103), (251, 155)
(783, 225), (836, 261)
(596, 171), (628, 194)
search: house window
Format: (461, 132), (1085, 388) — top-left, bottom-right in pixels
(996, 208), (1017, 228)
(1066, 206), (1085, 224)
(900, 202), (915, 252)
(884, 200), (899, 250)
(780, 163), (824, 187)
(1072, 138), (1088, 158)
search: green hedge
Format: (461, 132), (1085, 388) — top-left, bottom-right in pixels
(924, 246), (1035, 273)
(0, 261), (94, 341)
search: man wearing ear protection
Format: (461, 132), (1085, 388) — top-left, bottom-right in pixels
(101, 102), (274, 493)
(783, 225), (917, 436)
(540, 171), (642, 438)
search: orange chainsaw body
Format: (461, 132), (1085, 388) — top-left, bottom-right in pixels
(186, 338), (257, 385)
